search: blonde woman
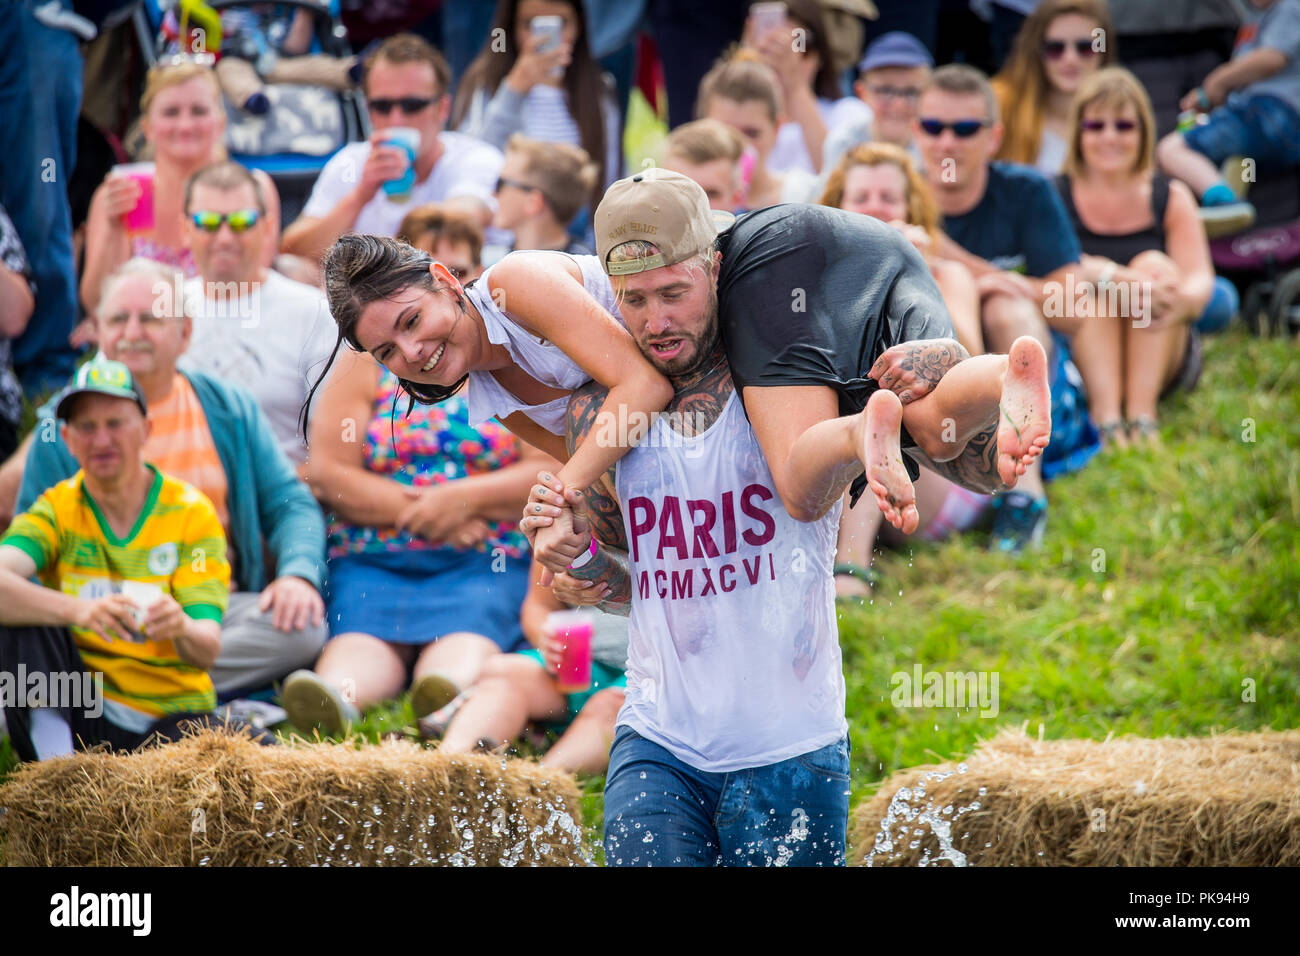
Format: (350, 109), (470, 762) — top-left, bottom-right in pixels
(992, 0), (1114, 175)
(1054, 67), (1217, 447)
(80, 61), (282, 317)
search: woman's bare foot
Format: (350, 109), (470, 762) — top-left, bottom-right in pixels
(859, 389), (918, 534)
(1126, 415), (1161, 446)
(1097, 420), (1129, 450)
(996, 336), (1053, 487)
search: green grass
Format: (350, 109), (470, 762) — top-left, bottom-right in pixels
(2, 329), (1296, 859)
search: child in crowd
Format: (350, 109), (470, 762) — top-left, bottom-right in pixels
(1156, 0), (1300, 235)
(660, 119), (746, 213)
(492, 134), (598, 256)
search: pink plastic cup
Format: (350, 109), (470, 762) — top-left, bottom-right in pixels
(548, 610), (593, 693)
(113, 163), (155, 233)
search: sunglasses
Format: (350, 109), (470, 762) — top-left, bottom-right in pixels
(1080, 118), (1137, 133)
(1043, 39), (1097, 60)
(190, 209), (260, 232)
(918, 118), (988, 138)
(496, 176), (540, 193)
(368, 96), (436, 116)
(868, 84), (922, 101)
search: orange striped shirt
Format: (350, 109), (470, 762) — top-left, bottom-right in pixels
(145, 375), (229, 531)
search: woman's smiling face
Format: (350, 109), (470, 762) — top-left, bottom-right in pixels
(352, 266), (475, 386)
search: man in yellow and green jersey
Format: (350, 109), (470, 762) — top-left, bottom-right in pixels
(0, 357), (268, 761)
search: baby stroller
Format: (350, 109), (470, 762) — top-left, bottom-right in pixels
(134, 0), (368, 225)
(1210, 166), (1300, 338)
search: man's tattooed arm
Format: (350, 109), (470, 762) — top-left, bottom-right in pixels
(906, 421), (1006, 494)
(871, 338), (969, 402)
(564, 379), (627, 551)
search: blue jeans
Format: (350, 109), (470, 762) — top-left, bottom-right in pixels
(0, 0), (82, 396)
(1184, 94), (1300, 170)
(603, 725), (851, 867)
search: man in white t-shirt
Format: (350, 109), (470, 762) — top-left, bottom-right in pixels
(179, 162), (337, 466)
(281, 34), (503, 263)
(525, 175), (855, 867)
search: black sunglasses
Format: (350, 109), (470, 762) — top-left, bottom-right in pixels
(368, 96), (437, 115)
(1043, 38), (1097, 60)
(496, 176), (540, 193)
(918, 118), (988, 138)
(1080, 118), (1137, 133)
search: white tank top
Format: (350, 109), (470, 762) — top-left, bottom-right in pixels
(615, 388), (847, 772)
(463, 252), (622, 434)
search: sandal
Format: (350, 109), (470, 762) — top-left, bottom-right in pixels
(834, 562), (879, 604)
(1097, 419), (1126, 449)
(1125, 415), (1160, 443)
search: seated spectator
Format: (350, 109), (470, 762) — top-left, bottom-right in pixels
(285, 350), (556, 733)
(17, 260), (329, 700)
(1156, 0), (1299, 236)
(696, 51), (817, 207)
(400, 203), (487, 282)
(452, 0), (621, 204)
(819, 142), (990, 595)
(491, 134), (598, 255)
(281, 34), (503, 262)
(743, 0), (872, 175)
(917, 64), (1093, 553)
(0, 204), (34, 462)
(79, 59), (282, 319)
(993, 0), (1114, 176)
(0, 357), (272, 761)
(438, 558), (627, 775)
(660, 119), (747, 213)
(179, 161), (338, 467)
(823, 30), (934, 172)
(1056, 68), (1218, 447)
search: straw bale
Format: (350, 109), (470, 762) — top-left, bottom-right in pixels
(0, 728), (590, 866)
(851, 728), (1300, 866)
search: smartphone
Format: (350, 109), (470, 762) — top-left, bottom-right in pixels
(530, 15), (564, 55)
(749, 1), (787, 40)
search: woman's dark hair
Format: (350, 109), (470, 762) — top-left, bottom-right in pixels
(450, 0), (609, 208)
(300, 234), (470, 439)
(778, 0), (841, 101)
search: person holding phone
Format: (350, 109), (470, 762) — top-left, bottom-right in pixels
(452, 0), (622, 208)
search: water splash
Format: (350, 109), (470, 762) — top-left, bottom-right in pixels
(862, 764), (983, 867)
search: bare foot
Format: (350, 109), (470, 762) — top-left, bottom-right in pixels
(997, 336), (1052, 487)
(859, 389), (918, 534)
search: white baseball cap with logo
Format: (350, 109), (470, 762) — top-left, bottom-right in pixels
(594, 168), (735, 277)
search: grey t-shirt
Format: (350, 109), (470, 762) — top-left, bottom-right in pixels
(1230, 0), (1300, 118)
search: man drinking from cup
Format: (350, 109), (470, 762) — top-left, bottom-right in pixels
(282, 33), (504, 262)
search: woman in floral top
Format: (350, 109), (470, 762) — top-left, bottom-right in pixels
(286, 350), (556, 733)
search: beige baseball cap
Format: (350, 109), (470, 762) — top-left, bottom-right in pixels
(595, 168), (735, 277)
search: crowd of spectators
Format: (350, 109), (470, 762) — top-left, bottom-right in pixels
(0, 0), (1293, 767)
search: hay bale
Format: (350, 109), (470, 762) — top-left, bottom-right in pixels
(851, 728), (1300, 866)
(0, 729), (589, 866)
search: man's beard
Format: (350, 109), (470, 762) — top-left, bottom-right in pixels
(643, 285), (721, 379)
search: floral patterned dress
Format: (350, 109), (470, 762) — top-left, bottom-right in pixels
(323, 370), (530, 648)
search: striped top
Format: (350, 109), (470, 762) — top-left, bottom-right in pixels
(145, 374), (229, 531)
(1, 466), (229, 720)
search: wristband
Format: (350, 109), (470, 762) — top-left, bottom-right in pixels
(1097, 262), (1116, 286)
(1196, 86), (1211, 111)
(567, 536), (598, 570)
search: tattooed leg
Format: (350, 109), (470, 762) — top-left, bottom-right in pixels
(905, 423), (1005, 495)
